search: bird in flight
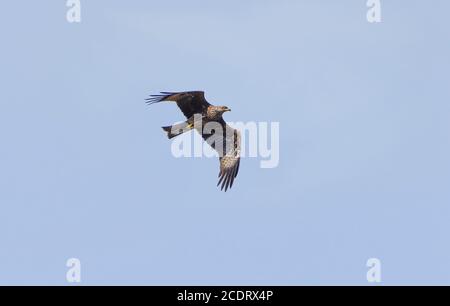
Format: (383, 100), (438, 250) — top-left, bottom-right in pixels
(146, 91), (241, 192)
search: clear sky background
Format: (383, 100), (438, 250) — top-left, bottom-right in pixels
(0, 1), (449, 285)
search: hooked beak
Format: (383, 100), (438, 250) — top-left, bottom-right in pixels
(225, 107), (231, 112)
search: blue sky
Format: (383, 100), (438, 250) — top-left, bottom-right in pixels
(0, 1), (449, 285)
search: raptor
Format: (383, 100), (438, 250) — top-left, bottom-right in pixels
(146, 91), (241, 192)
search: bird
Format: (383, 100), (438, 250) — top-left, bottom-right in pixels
(146, 91), (241, 192)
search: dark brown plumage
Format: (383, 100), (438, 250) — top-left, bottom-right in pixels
(146, 91), (241, 191)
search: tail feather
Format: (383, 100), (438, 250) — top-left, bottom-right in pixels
(162, 122), (193, 139)
(162, 125), (178, 139)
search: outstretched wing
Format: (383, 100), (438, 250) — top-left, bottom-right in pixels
(202, 120), (240, 192)
(146, 91), (210, 119)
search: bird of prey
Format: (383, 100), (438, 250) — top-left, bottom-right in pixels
(146, 91), (241, 192)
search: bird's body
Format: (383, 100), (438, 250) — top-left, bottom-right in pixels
(146, 91), (241, 192)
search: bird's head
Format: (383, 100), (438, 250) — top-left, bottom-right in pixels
(219, 106), (231, 113)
